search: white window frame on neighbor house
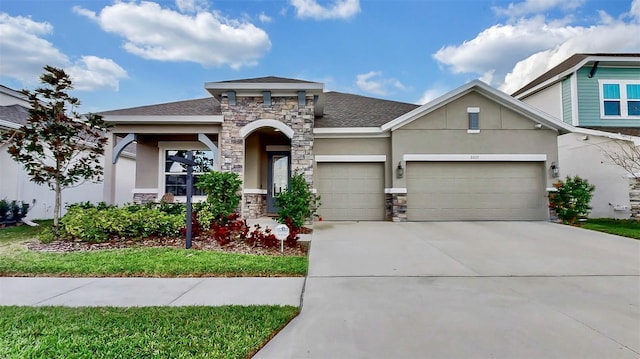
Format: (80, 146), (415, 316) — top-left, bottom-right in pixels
(598, 80), (640, 119)
(158, 142), (215, 202)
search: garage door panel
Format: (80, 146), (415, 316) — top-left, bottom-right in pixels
(407, 162), (546, 221)
(317, 163), (385, 221)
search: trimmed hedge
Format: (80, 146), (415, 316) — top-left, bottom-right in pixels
(60, 205), (184, 242)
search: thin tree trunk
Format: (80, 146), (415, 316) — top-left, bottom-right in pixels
(53, 163), (61, 237)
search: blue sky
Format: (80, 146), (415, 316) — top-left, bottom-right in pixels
(1, 0), (639, 112)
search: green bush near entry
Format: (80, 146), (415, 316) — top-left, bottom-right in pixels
(60, 205), (184, 242)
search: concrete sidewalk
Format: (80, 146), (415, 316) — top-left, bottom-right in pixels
(0, 277), (305, 307)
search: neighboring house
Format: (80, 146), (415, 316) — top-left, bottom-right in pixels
(101, 77), (571, 222)
(514, 53), (640, 218)
(0, 85), (136, 220)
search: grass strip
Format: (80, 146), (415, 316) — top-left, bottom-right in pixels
(0, 305), (298, 359)
(0, 220), (52, 245)
(580, 218), (640, 240)
(0, 247), (308, 277)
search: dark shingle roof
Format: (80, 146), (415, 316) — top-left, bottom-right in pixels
(0, 104), (29, 126)
(315, 92), (419, 128)
(98, 97), (221, 116)
(512, 53), (640, 97)
(215, 76), (319, 84)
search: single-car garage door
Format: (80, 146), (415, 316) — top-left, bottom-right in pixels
(407, 162), (546, 221)
(317, 162), (385, 221)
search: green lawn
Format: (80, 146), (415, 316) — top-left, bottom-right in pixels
(0, 305), (298, 359)
(0, 221), (307, 277)
(0, 220), (52, 244)
(580, 218), (640, 240)
(0, 247), (307, 277)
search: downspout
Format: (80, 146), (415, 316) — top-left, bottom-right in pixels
(588, 61), (600, 78)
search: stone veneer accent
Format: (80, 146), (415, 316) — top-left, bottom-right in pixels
(244, 193), (267, 219)
(220, 95), (315, 218)
(133, 192), (157, 204)
(385, 193), (407, 222)
(629, 177), (640, 219)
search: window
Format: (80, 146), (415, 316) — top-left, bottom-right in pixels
(467, 107), (480, 133)
(164, 150), (214, 196)
(599, 80), (640, 119)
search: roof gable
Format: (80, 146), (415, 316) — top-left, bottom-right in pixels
(382, 80), (573, 134)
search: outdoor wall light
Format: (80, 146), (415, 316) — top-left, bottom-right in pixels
(550, 162), (560, 178)
(396, 161), (404, 179)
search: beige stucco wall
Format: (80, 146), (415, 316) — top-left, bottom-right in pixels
(244, 135), (261, 189)
(520, 82), (563, 119)
(391, 92), (559, 189)
(134, 140), (159, 189)
(558, 133), (631, 218)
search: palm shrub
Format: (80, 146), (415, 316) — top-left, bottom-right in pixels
(549, 176), (595, 224)
(195, 171), (242, 228)
(275, 171), (320, 229)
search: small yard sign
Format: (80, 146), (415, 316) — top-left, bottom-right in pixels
(274, 224), (290, 252)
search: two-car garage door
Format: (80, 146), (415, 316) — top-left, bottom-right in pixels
(407, 161), (547, 221)
(316, 161), (547, 221)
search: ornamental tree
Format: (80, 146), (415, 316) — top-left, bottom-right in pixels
(1, 66), (110, 231)
(549, 176), (595, 224)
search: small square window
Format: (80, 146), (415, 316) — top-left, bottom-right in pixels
(629, 101), (640, 116)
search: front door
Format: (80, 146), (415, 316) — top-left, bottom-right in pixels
(267, 152), (290, 213)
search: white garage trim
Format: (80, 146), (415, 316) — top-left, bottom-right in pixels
(315, 155), (387, 162)
(403, 154), (547, 162)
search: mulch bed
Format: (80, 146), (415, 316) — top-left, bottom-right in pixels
(25, 235), (309, 257)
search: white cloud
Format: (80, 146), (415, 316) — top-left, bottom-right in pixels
(355, 71), (405, 96)
(290, 0), (360, 20)
(493, 0), (586, 18)
(67, 56), (128, 91)
(417, 86), (448, 105)
(502, 21), (640, 94)
(0, 13), (126, 91)
(433, 0), (640, 95)
(175, 0), (209, 14)
(74, 1), (271, 69)
(259, 12), (273, 23)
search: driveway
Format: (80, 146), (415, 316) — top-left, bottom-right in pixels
(255, 221), (640, 358)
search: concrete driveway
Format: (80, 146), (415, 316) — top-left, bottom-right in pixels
(255, 221), (640, 358)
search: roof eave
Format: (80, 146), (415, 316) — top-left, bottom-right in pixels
(103, 115), (224, 125)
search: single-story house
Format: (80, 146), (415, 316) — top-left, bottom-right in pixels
(0, 84), (136, 219)
(101, 77), (572, 221)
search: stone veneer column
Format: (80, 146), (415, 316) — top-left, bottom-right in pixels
(629, 177), (640, 219)
(219, 95), (315, 218)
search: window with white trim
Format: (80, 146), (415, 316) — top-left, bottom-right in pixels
(163, 149), (214, 196)
(467, 107), (480, 133)
(599, 80), (640, 119)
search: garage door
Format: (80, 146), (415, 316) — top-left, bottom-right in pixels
(317, 163), (385, 221)
(407, 162), (546, 221)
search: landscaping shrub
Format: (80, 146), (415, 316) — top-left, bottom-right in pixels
(60, 205), (184, 242)
(275, 171), (320, 230)
(549, 176), (595, 224)
(195, 171), (242, 228)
